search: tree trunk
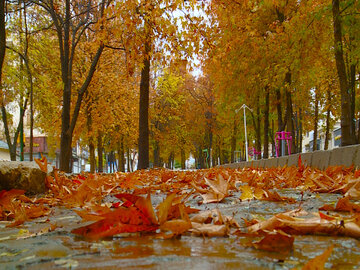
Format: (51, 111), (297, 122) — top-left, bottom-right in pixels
(350, 63), (356, 140)
(275, 88), (283, 155)
(29, 77), (33, 161)
(97, 132), (103, 173)
(263, 86), (269, 158)
(299, 109), (303, 152)
(20, 107), (24, 161)
(313, 87), (319, 151)
(153, 140), (161, 167)
(285, 72), (295, 154)
(256, 104), (261, 159)
(325, 107), (331, 151)
(181, 147), (185, 169)
(138, 38), (151, 170)
(231, 119), (237, 163)
(0, 0), (5, 94)
(117, 137), (125, 172)
(332, 0), (356, 146)
(1, 97), (27, 161)
(127, 148), (131, 172)
(89, 140), (95, 173)
(167, 152), (173, 169)
(59, 0), (72, 172)
(86, 102), (96, 173)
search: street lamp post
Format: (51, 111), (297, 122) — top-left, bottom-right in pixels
(236, 104), (252, 162)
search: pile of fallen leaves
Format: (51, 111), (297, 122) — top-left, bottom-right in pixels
(1, 155), (360, 267)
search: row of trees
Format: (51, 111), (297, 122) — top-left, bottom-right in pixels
(199, 0), (360, 160)
(0, 0), (214, 171)
(0, 0), (359, 171)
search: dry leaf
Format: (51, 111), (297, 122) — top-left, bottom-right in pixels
(251, 230), (294, 253)
(302, 245), (334, 270)
(190, 222), (229, 237)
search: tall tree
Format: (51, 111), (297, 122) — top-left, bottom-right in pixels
(0, 0), (5, 100)
(33, 0), (108, 171)
(332, 0), (356, 146)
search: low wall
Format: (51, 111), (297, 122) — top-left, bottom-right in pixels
(221, 144), (360, 170)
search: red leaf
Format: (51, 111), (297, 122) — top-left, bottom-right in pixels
(112, 202), (121, 208)
(71, 218), (158, 240)
(72, 179), (82, 185)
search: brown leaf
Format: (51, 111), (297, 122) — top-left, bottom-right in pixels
(160, 219), (192, 235)
(251, 230), (294, 254)
(263, 190), (297, 204)
(248, 209), (360, 238)
(190, 222), (229, 237)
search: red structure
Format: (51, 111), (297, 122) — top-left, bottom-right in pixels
(275, 131), (292, 157)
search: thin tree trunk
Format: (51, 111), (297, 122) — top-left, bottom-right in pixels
(117, 137), (125, 172)
(127, 148), (131, 172)
(325, 109), (331, 151)
(230, 118), (237, 163)
(89, 140), (95, 173)
(256, 104), (261, 159)
(313, 88), (319, 151)
(350, 63), (356, 140)
(276, 88), (283, 155)
(299, 108), (303, 152)
(153, 140), (160, 167)
(285, 72), (295, 154)
(86, 102), (96, 173)
(332, 0), (356, 146)
(263, 86), (269, 158)
(97, 132), (103, 173)
(181, 147), (185, 169)
(23, 3), (33, 161)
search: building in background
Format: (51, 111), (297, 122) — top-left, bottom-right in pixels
(0, 140), (10, 160)
(302, 122), (342, 152)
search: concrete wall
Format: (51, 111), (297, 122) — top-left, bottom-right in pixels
(221, 144), (360, 170)
(0, 149), (10, 161)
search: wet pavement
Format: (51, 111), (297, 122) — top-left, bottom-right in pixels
(1, 188), (360, 269)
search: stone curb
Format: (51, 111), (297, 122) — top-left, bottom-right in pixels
(221, 144), (360, 170)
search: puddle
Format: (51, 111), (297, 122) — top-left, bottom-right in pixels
(0, 190), (359, 269)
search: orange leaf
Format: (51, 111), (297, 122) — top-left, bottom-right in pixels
(135, 194), (158, 225)
(318, 212), (336, 221)
(160, 219), (192, 235)
(335, 197), (360, 212)
(34, 154), (48, 173)
(302, 245), (334, 270)
(157, 193), (176, 224)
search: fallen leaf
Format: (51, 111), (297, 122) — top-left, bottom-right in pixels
(160, 219), (192, 235)
(240, 185), (254, 201)
(302, 245), (334, 270)
(251, 230), (294, 254)
(190, 222), (229, 237)
(157, 193), (176, 224)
